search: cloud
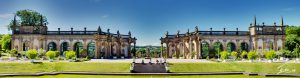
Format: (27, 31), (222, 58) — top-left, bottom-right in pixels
(0, 13), (13, 20)
(101, 14), (109, 18)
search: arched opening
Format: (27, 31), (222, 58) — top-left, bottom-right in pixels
(201, 41), (209, 58)
(23, 41), (30, 51)
(48, 42), (57, 51)
(87, 42), (96, 58)
(122, 44), (129, 57)
(60, 42), (68, 55)
(213, 42), (223, 57)
(179, 43), (184, 57)
(240, 42), (249, 52)
(227, 42), (236, 53)
(112, 43), (118, 56)
(73, 42), (83, 57)
(267, 41), (274, 50)
(170, 44), (175, 57)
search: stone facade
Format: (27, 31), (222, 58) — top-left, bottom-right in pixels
(10, 17), (136, 59)
(160, 17), (287, 59)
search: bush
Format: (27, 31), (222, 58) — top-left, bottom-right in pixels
(220, 51), (229, 60)
(46, 51), (56, 60)
(65, 51), (76, 60)
(54, 51), (60, 57)
(231, 51), (238, 60)
(247, 50), (257, 60)
(172, 53), (176, 57)
(37, 49), (46, 58)
(241, 51), (248, 59)
(10, 49), (18, 57)
(265, 50), (276, 60)
(26, 49), (38, 59)
(79, 49), (87, 58)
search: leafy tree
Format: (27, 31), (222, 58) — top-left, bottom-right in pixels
(285, 26), (300, 52)
(8, 9), (48, 30)
(0, 34), (11, 51)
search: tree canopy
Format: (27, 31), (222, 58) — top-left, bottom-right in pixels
(285, 26), (300, 51)
(8, 9), (48, 30)
(0, 34), (11, 50)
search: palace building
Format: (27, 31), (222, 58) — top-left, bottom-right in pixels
(160, 17), (287, 59)
(10, 16), (137, 59)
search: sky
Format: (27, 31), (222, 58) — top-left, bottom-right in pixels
(0, 0), (300, 46)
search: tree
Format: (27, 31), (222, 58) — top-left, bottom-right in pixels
(0, 34), (11, 51)
(285, 26), (300, 52)
(7, 9), (48, 30)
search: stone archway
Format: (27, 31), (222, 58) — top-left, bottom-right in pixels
(73, 42), (83, 57)
(201, 41), (209, 58)
(213, 41), (223, 57)
(87, 42), (96, 58)
(240, 42), (249, 52)
(48, 42), (57, 51)
(23, 41), (30, 51)
(60, 42), (69, 55)
(227, 42), (236, 53)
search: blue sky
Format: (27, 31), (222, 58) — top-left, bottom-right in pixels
(0, 0), (300, 46)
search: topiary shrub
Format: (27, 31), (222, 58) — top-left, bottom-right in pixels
(54, 51), (60, 57)
(231, 51), (238, 60)
(241, 51), (248, 59)
(65, 51), (76, 60)
(26, 49), (38, 60)
(265, 50), (276, 60)
(46, 51), (56, 61)
(247, 50), (257, 60)
(220, 51), (229, 60)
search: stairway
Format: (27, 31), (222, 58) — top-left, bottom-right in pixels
(131, 63), (167, 73)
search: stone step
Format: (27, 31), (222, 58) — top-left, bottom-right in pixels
(132, 63), (167, 73)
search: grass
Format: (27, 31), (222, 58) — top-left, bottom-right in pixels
(3, 74), (296, 78)
(168, 62), (300, 74)
(0, 62), (130, 74)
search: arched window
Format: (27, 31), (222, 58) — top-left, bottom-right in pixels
(87, 42), (96, 58)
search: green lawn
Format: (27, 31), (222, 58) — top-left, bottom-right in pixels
(0, 62), (130, 74)
(168, 62), (300, 74)
(3, 74), (296, 78)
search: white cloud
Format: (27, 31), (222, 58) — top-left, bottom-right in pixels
(0, 13), (13, 20)
(101, 14), (109, 18)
